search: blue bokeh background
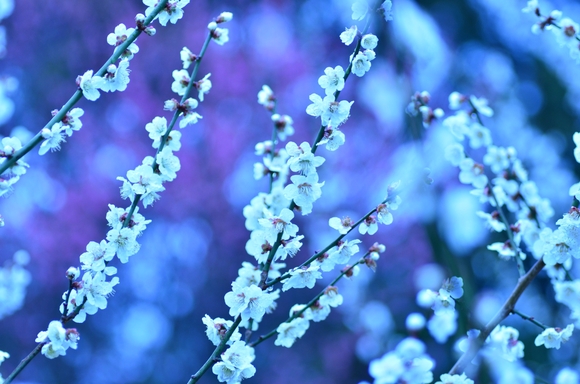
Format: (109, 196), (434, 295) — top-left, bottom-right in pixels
(1, 0), (580, 383)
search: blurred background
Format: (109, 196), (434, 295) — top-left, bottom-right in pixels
(1, 0), (580, 382)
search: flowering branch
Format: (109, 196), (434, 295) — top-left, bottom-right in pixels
(250, 253), (370, 348)
(3, 343), (45, 384)
(449, 258), (545, 375)
(188, 316), (243, 384)
(0, 0), (168, 176)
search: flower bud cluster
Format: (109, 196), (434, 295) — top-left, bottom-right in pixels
(417, 276), (464, 343)
(437, 92), (553, 266)
(523, 1), (580, 64)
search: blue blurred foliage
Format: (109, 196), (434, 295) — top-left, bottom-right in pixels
(0, 0), (580, 383)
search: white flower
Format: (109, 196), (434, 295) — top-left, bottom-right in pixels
(258, 207), (299, 242)
(351, 49), (376, 77)
(306, 94), (354, 127)
(319, 286), (343, 307)
(224, 283), (276, 322)
(443, 112), (470, 140)
(555, 368), (579, 384)
(380, 0), (393, 21)
(442, 276), (464, 299)
(352, 0), (368, 20)
(216, 12), (233, 23)
(39, 124), (66, 155)
(318, 128), (346, 151)
(340, 26), (358, 45)
(458, 158), (488, 189)
(35, 321), (80, 359)
(212, 341), (256, 384)
(106, 227), (140, 263)
(180, 46), (195, 69)
(467, 123), (492, 149)
(487, 325), (525, 361)
(328, 239), (361, 265)
(156, 147), (181, 181)
(275, 317), (309, 348)
(328, 216), (353, 234)
(476, 211), (506, 232)
(573, 132), (580, 163)
(376, 197), (401, 225)
(469, 95), (493, 117)
(318, 66), (345, 96)
(202, 315), (242, 346)
(406, 313), (426, 331)
(1, 136), (22, 156)
(179, 98), (203, 128)
(107, 24), (133, 47)
(522, 0), (538, 13)
(105, 204), (151, 234)
(258, 85), (275, 109)
(144, 0), (190, 26)
(195, 73), (212, 101)
(99, 59), (131, 92)
(171, 69), (190, 96)
(445, 143), (465, 166)
(432, 289), (456, 315)
(78, 271), (120, 309)
(56, 107), (83, 137)
(285, 141), (325, 175)
(483, 145), (510, 174)
(283, 173), (325, 215)
(272, 114), (295, 141)
(449, 92), (466, 109)
(535, 324), (574, 349)
(282, 265), (321, 291)
(361, 34), (378, 50)
(428, 311), (458, 343)
(79, 240), (115, 272)
(435, 373), (474, 384)
(369, 338), (434, 384)
(211, 27), (229, 45)
(488, 240), (525, 260)
(146, 116), (168, 146)
(78, 70), (104, 101)
(359, 215), (378, 235)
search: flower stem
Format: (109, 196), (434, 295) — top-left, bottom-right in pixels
(187, 316), (243, 384)
(250, 256), (367, 348)
(449, 258), (545, 374)
(3, 342), (45, 384)
(511, 308), (547, 330)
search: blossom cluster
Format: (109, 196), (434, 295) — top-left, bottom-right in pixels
(35, 4), (233, 360)
(417, 276), (464, 343)
(366, 337), (434, 384)
(202, 4), (398, 382)
(35, 321), (80, 359)
(523, 0), (580, 64)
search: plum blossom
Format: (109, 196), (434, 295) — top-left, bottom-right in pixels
(340, 26), (358, 45)
(78, 70), (104, 101)
(318, 66), (345, 95)
(212, 341), (256, 383)
(35, 321), (80, 359)
(275, 317), (310, 347)
(224, 283), (277, 322)
(144, 0), (190, 27)
(535, 324), (574, 349)
(202, 315), (242, 346)
(283, 173), (324, 215)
